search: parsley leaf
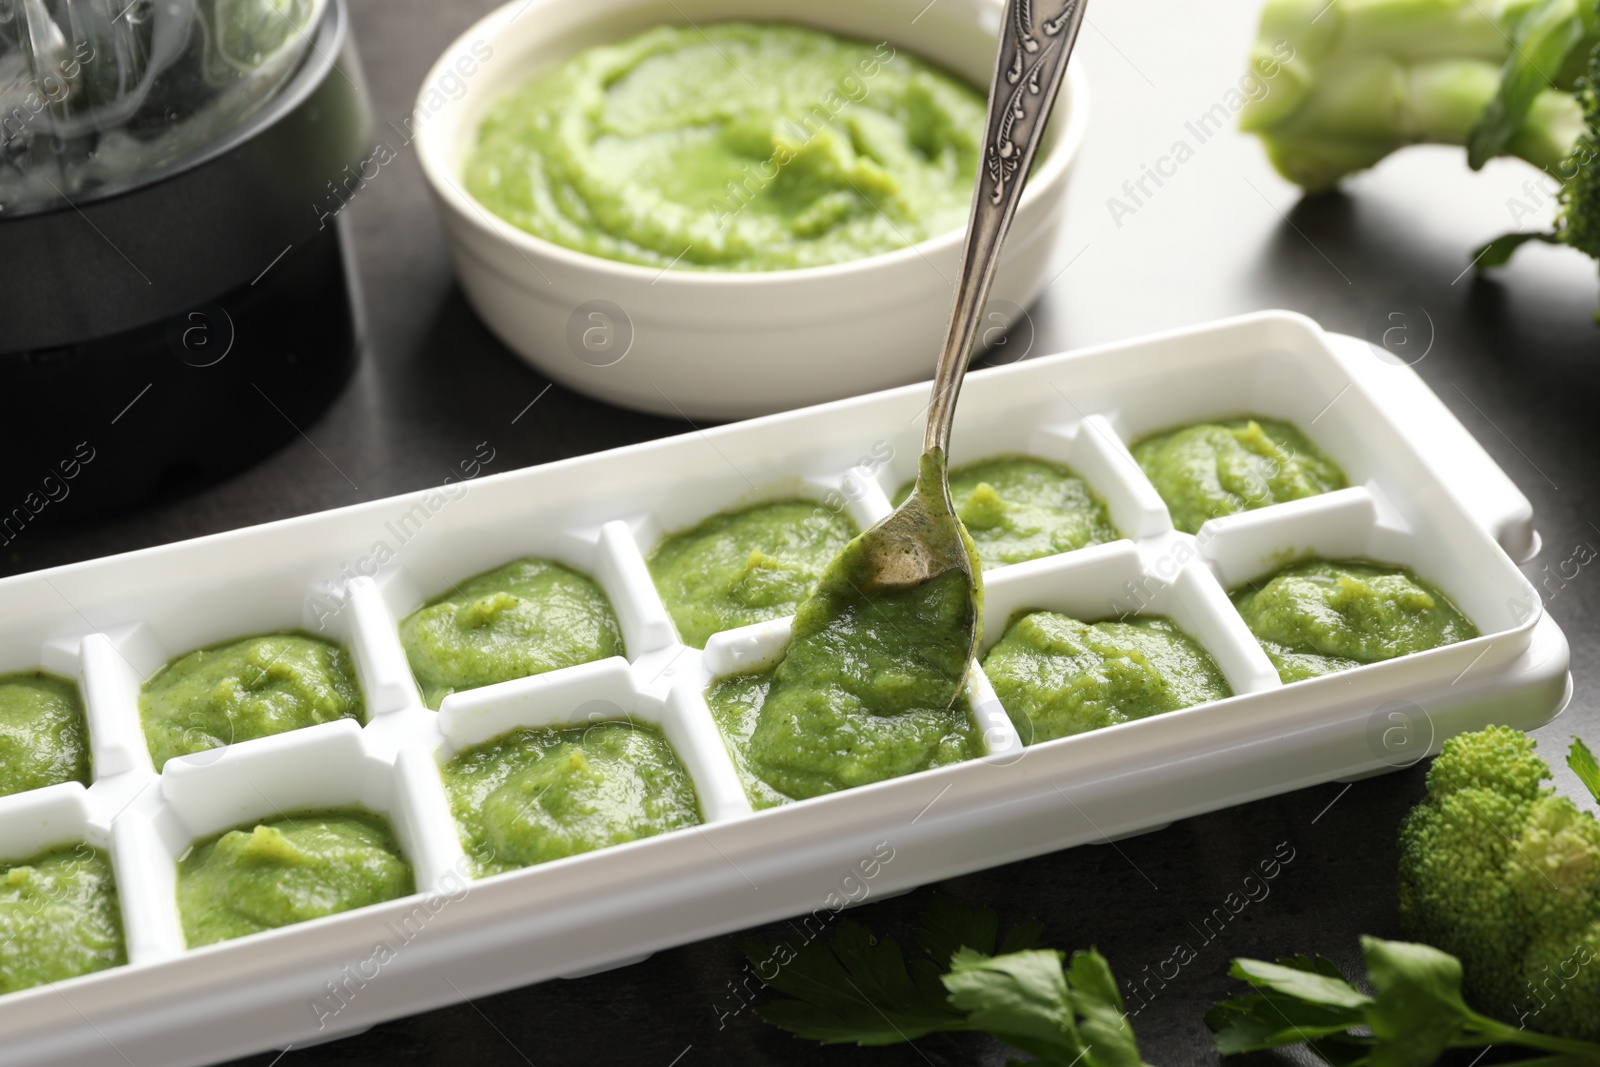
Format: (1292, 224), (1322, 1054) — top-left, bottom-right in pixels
(744, 894), (1150, 1065)
(1570, 737), (1600, 804)
(739, 920), (964, 1044)
(1209, 936), (1600, 1065)
(943, 947), (1081, 1061)
(1065, 949), (1148, 1067)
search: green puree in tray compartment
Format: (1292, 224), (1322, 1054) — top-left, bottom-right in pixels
(982, 613), (1231, 745)
(465, 23), (987, 271)
(400, 558), (623, 709)
(1131, 416), (1347, 534)
(892, 454), (1119, 569)
(708, 671), (979, 807)
(1232, 559), (1478, 683)
(140, 633), (363, 770)
(0, 845), (124, 992)
(650, 500), (858, 648)
(444, 722), (701, 877)
(0, 672), (89, 797)
(178, 811), (412, 948)
(730, 465), (985, 802)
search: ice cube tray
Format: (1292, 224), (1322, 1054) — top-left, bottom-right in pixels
(0, 311), (1569, 1066)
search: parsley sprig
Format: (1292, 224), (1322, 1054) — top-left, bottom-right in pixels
(740, 894), (1151, 1066)
(1570, 737), (1600, 803)
(1208, 935), (1600, 1065)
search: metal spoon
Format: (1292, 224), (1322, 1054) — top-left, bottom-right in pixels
(813, 0), (1090, 704)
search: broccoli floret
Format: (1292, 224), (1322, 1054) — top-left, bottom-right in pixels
(1520, 917), (1600, 1036)
(1420, 722), (1549, 799)
(1398, 726), (1600, 1039)
(1510, 794), (1600, 933)
(1398, 785), (1534, 1011)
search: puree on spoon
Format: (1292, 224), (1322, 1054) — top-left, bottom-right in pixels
(443, 721), (701, 877)
(1231, 559), (1478, 682)
(744, 492), (984, 800)
(1131, 417), (1347, 534)
(177, 811), (412, 948)
(649, 500), (857, 648)
(892, 454), (1118, 569)
(400, 558), (623, 709)
(140, 633), (363, 770)
(981, 613), (1231, 745)
(465, 23), (986, 271)
(0, 845), (124, 993)
(0, 672), (89, 797)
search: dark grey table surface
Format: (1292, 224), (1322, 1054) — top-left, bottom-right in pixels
(11, 0), (1599, 1063)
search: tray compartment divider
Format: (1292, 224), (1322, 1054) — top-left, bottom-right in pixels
(79, 633), (154, 779)
(336, 576), (424, 717)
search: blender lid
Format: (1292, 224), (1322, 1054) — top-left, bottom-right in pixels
(0, 0), (327, 215)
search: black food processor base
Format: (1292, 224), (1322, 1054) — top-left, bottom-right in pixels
(0, 0), (372, 530)
(0, 225), (358, 528)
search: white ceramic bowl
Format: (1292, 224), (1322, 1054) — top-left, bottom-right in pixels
(415, 0), (1088, 420)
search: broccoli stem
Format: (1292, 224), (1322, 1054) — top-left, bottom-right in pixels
(1243, 0), (1588, 189)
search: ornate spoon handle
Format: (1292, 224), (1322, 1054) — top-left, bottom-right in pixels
(922, 0), (1088, 456)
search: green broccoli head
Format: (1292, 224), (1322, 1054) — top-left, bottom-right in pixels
(1398, 725), (1600, 1039)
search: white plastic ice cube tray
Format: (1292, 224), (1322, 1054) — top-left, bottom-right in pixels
(0, 311), (1570, 1067)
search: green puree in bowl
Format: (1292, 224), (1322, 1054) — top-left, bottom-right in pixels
(465, 23), (987, 271)
(400, 558), (623, 709)
(982, 613), (1231, 745)
(140, 633), (363, 770)
(1132, 417), (1347, 534)
(443, 722), (701, 877)
(178, 811), (412, 948)
(0, 672), (89, 797)
(893, 455), (1118, 569)
(0, 845), (124, 992)
(650, 500), (858, 648)
(1232, 559), (1478, 683)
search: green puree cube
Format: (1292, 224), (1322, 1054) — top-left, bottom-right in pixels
(892, 454), (1119, 569)
(1131, 416), (1347, 534)
(139, 632), (363, 770)
(443, 721), (701, 877)
(177, 811), (412, 948)
(982, 613), (1231, 745)
(0, 845), (125, 992)
(704, 672), (792, 811)
(1231, 559), (1478, 682)
(707, 669), (980, 807)
(0, 672), (90, 797)
(730, 467), (987, 803)
(649, 500), (857, 649)
(399, 558), (624, 709)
